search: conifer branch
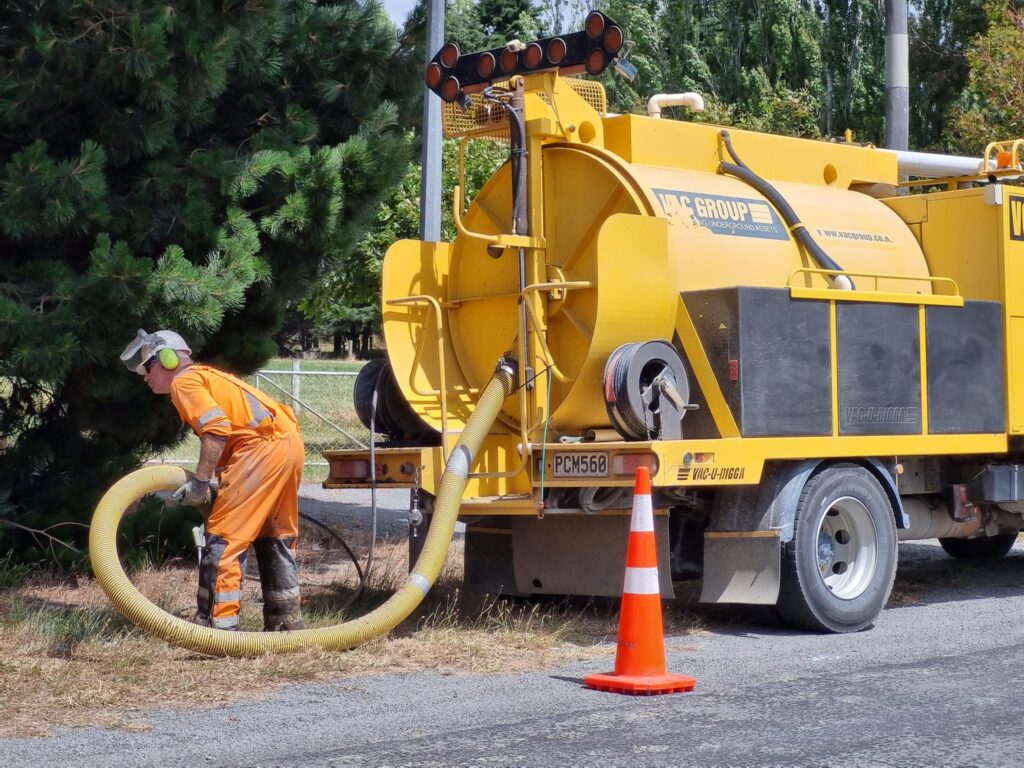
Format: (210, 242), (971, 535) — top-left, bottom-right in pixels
(0, 519), (83, 554)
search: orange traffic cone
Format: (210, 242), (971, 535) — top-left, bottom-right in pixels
(584, 466), (697, 695)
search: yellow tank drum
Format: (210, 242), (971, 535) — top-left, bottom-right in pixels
(382, 76), (930, 437)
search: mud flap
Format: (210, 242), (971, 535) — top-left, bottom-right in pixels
(699, 531), (781, 605)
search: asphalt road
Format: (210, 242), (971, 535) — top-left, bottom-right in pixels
(7, 493), (1024, 767)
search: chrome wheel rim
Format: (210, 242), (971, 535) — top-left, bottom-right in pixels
(815, 496), (877, 599)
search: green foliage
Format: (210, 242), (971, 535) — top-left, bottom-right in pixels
(0, 550), (32, 588)
(945, 1), (1024, 152)
(444, 0), (545, 50)
(538, 0), (589, 34)
(911, 0), (989, 150)
(302, 137), (506, 338)
(117, 496), (201, 570)
(585, 0), (976, 146)
(0, 1), (417, 562)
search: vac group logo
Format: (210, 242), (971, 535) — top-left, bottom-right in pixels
(653, 188), (789, 240)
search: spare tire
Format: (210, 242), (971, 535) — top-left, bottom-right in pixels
(939, 533), (1017, 560)
(353, 358), (439, 441)
(353, 358), (389, 432)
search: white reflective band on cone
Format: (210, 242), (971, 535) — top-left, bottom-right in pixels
(623, 566), (660, 595)
(629, 494), (654, 532)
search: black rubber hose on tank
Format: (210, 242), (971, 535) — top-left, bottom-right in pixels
(718, 130), (853, 289)
(298, 511), (365, 611)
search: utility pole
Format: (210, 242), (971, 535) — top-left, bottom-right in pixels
(885, 0), (909, 151)
(419, 0), (444, 242)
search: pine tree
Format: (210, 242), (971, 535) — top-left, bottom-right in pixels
(0, 1), (417, 562)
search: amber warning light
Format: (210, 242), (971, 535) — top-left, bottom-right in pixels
(424, 11), (624, 104)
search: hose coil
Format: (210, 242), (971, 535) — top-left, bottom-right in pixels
(89, 368), (515, 657)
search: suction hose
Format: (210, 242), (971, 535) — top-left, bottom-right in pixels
(89, 364), (516, 657)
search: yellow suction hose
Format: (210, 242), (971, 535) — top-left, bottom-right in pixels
(89, 366), (516, 657)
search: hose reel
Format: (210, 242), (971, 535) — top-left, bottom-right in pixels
(603, 340), (691, 440)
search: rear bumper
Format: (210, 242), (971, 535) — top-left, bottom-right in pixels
(322, 447), (438, 489)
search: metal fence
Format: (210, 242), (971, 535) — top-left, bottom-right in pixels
(148, 361), (368, 483)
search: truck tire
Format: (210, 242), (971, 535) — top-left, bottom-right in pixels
(353, 358), (389, 433)
(938, 533), (1017, 560)
(776, 463), (898, 633)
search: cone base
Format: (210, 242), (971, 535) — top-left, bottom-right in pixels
(584, 671), (697, 695)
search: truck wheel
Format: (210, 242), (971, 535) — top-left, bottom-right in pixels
(938, 533), (1017, 560)
(777, 464), (897, 633)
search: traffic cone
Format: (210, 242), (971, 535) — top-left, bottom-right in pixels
(584, 466), (697, 695)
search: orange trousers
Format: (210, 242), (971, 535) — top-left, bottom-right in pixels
(197, 431), (304, 630)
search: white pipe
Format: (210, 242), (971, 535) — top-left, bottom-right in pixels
(647, 93), (705, 119)
(894, 150), (993, 179)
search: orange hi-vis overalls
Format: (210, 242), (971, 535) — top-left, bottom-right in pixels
(170, 365), (305, 631)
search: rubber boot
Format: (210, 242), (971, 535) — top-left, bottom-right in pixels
(254, 537), (304, 631)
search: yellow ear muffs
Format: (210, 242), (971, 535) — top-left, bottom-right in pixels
(158, 348), (179, 370)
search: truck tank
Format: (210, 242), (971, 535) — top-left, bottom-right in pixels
(327, 13), (1024, 635)
(382, 86), (931, 437)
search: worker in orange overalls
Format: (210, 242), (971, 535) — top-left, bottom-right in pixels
(120, 329), (306, 631)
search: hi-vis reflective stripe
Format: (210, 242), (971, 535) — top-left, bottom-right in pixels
(623, 566), (660, 595)
(198, 406), (226, 427)
(214, 590), (241, 603)
(212, 615), (239, 629)
(629, 493), (654, 532)
(244, 391), (272, 427)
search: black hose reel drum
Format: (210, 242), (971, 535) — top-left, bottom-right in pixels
(603, 341), (692, 440)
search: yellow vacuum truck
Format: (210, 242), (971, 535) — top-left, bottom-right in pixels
(326, 12), (1024, 634)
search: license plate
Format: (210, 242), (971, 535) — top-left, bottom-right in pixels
(552, 452), (609, 478)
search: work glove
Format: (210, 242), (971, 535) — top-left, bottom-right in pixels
(170, 478), (212, 507)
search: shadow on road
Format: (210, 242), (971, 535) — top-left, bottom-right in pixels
(887, 540), (1024, 608)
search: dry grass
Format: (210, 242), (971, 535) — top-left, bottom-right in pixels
(0, 528), (704, 739)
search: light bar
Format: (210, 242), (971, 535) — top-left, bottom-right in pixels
(425, 11), (624, 103)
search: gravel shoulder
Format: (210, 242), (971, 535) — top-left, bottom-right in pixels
(7, 494), (1024, 767)
(296, 483), (465, 540)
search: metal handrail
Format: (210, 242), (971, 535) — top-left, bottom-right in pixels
(520, 280), (593, 384)
(984, 138), (1024, 171)
(470, 279), (593, 482)
(786, 267), (961, 295)
(386, 295), (451, 458)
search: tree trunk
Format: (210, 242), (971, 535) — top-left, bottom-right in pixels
(843, 2), (863, 127)
(824, 69), (833, 137)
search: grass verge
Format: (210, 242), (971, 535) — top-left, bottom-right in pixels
(0, 527), (704, 739)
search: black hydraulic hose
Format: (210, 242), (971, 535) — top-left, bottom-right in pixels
(365, 365), (385, 587)
(485, 83), (532, 388)
(207, 488), (368, 609)
(718, 130), (853, 288)
(298, 511), (365, 611)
